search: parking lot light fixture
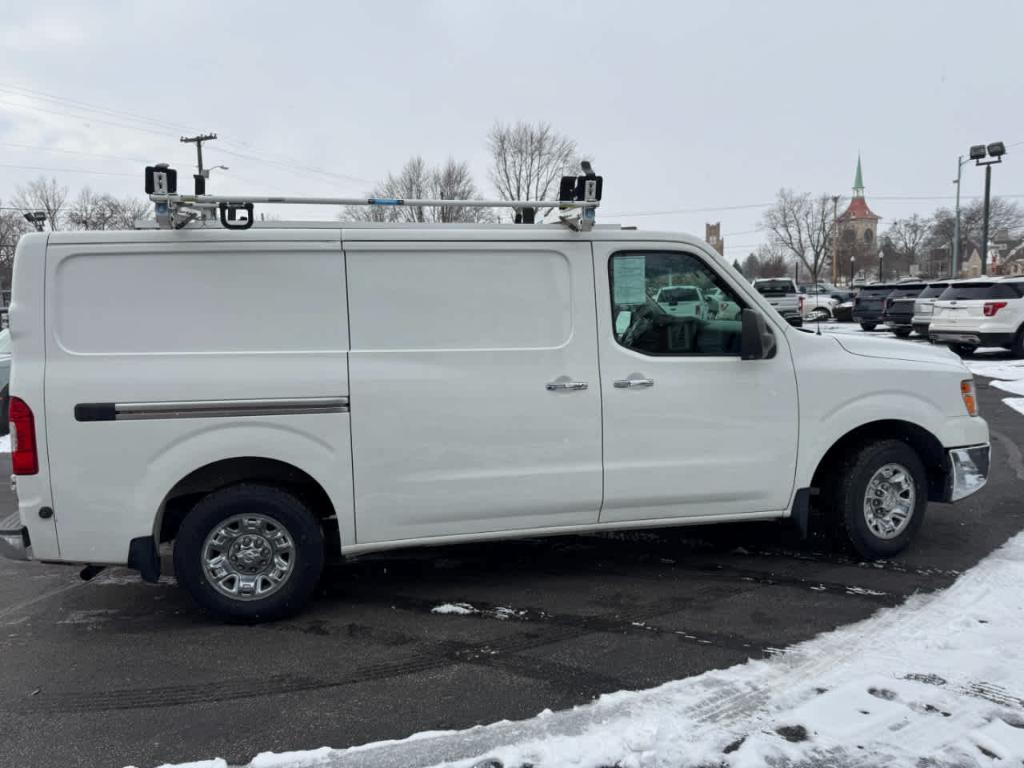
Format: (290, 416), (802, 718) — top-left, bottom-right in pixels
(850, 255), (855, 286)
(878, 248), (885, 282)
(22, 211), (46, 232)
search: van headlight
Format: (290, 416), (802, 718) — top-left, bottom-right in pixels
(961, 379), (979, 417)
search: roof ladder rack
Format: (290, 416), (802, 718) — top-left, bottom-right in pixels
(144, 162), (603, 232)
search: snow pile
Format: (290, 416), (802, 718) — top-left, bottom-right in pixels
(155, 531), (1024, 768)
(430, 603), (478, 616)
(453, 532), (1024, 768)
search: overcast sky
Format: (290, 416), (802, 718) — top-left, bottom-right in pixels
(1, 0), (1022, 256)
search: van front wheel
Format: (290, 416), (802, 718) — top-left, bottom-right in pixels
(173, 484), (324, 623)
(828, 440), (927, 560)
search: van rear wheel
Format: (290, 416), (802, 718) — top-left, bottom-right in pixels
(826, 440), (927, 560)
(173, 484), (324, 623)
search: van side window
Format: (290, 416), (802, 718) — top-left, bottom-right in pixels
(609, 251), (745, 356)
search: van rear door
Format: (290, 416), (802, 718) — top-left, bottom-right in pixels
(344, 236), (603, 543)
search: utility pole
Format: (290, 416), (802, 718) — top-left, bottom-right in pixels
(831, 195), (840, 285)
(180, 133), (218, 195)
(953, 155), (965, 278)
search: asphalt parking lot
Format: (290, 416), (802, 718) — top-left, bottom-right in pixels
(1, 368), (1022, 768)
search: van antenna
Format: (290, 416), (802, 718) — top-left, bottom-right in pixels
(144, 161), (602, 231)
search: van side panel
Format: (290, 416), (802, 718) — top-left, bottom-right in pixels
(42, 232), (353, 564)
(9, 233), (61, 560)
(345, 240), (604, 543)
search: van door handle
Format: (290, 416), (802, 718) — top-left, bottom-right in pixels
(546, 379), (589, 392)
(613, 377), (655, 389)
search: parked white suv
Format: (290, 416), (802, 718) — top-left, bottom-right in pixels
(929, 277), (1024, 357)
(1, 226), (990, 622)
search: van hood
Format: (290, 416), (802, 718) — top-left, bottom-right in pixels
(834, 334), (965, 367)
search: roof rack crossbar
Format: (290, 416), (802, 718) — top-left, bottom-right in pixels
(145, 162), (603, 232)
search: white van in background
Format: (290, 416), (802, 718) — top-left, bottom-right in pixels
(1, 224), (990, 622)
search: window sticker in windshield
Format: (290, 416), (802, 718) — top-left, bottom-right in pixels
(612, 255), (647, 305)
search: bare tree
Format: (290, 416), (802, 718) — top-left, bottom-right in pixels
(343, 156), (491, 223)
(882, 214), (930, 275)
(14, 176), (68, 231)
(0, 202), (31, 293)
(755, 243), (790, 278)
(762, 189), (833, 282)
(960, 197), (1023, 244)
(487, 121), (580, 210)
(66, 188), (117, 230)
(66, 189), (151, 230)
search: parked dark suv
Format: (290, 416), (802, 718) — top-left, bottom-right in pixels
(883, 283), (927, 337)
(852, 283), (895, 330)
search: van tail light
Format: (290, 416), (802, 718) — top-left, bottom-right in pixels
(983, 301), (1007, 317)
(9, 397), (39, 475)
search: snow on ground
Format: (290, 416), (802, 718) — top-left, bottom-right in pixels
(157, 531), (1024, 768)
(965, 356), (1024, 418)
(430, 603), (478, 616)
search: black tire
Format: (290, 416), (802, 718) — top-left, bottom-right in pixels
(948, 343), (975, 358)
(825, 439), (927, 560)
(173, 483), (325, 623)
(1012, 327), (1024, 359)
(860, 322), (877, 331)
(892, 328), (912, 338)
(0, 384), (8, 437)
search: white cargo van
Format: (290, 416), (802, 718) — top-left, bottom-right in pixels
(1, 221), (990, 622)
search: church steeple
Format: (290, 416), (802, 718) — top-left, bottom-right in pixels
(853, 155), (865, 198)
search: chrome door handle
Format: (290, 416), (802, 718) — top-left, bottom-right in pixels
(613, 377), (654, 389)
(546, 380), (589, 392)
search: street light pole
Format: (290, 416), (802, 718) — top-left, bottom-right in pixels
(969, 141), (1007, 277)
(981, 163), (992, 276)
(850, 255), (855, 286)
(831, 195), (840, 285)
(878, 249), (884, 282)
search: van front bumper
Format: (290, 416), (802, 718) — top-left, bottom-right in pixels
(0, 513), (31, 561)
(945, 443), (990, 502)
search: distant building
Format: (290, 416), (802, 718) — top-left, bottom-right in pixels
(705, 222), (724, 255)
(836, 156), (881, 281)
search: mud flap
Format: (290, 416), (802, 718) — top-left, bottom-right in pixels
(127, 536), (161, 583)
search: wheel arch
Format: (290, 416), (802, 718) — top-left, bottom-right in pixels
(156, 457), (341, 561)
(810, 419), (949, 502)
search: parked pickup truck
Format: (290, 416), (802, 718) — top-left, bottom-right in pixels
(752, 278), (803, 326)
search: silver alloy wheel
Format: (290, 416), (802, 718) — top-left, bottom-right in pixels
(863, 463), (916, 540)
(201, 513), (295, 601)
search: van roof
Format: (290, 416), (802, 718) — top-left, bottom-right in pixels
(40, 224), (711, 248)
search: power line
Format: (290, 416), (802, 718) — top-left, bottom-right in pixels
(0, 141), (150, 164)
(0, 162), (136, 177)
(0, 87), (375, 188)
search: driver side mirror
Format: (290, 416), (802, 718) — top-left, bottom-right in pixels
(740, 309), (777, 360)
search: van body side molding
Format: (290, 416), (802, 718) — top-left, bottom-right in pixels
(75, 397), (349, 422)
